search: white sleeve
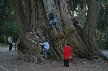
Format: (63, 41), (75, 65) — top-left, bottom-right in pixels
(40, 43), (44, 45)
(8, 37), (10, 42)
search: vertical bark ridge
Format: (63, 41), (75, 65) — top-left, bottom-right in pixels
(25, 0), (31, 29)
(13, 0), (29, 35)
(30, 0), (36, 29)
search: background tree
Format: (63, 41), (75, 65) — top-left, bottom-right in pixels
(12, 0), (108, 63)
(97, 0), (108, 50)
(82, 0), (102, 56)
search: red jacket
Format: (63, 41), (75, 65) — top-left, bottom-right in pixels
(63, 45), (72, 59)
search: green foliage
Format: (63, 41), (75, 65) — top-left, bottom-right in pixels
(0, 0), (14, 24)
(68, 0), (87, 10)
(0, 22), (19, 43)
(96, 1), (108, 49)
(96, 30), (108, 49)
(0, 35), (5, 43)
(0, 0), (19, 42)
(68, 0), (87, 26)
(97, 2), (108, 31)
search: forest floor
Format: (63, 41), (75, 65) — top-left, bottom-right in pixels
(0, 43), (108, 71)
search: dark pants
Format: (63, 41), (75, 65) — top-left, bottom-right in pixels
(64, 59), (69, 67)
(40, 45), (44, 54)
(9, 43), (12, 51)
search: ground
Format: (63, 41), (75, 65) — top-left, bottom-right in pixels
(0, 43), (108, 71)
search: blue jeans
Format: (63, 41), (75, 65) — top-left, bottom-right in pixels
(48, 22), (60, 30)
(42, 48), (47, 56)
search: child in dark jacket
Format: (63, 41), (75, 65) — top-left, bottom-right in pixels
(47, 13), (60, 31)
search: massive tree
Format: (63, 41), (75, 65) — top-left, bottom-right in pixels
(13, 0), (107, 62)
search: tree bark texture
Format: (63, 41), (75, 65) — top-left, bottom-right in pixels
(13, 0), (108, 63)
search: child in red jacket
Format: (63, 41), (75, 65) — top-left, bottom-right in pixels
(63, 42), (72, 67)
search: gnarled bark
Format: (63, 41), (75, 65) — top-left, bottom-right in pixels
(13, 0), (108, 63)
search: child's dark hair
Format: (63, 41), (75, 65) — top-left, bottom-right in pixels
(67, 42), (71, 46)
(49, 13), (53, 15)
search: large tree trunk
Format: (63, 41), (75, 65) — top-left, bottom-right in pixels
(82, 0), (108, 60)
(82, 0), (100, 55)
(13, 0), (108, 63)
